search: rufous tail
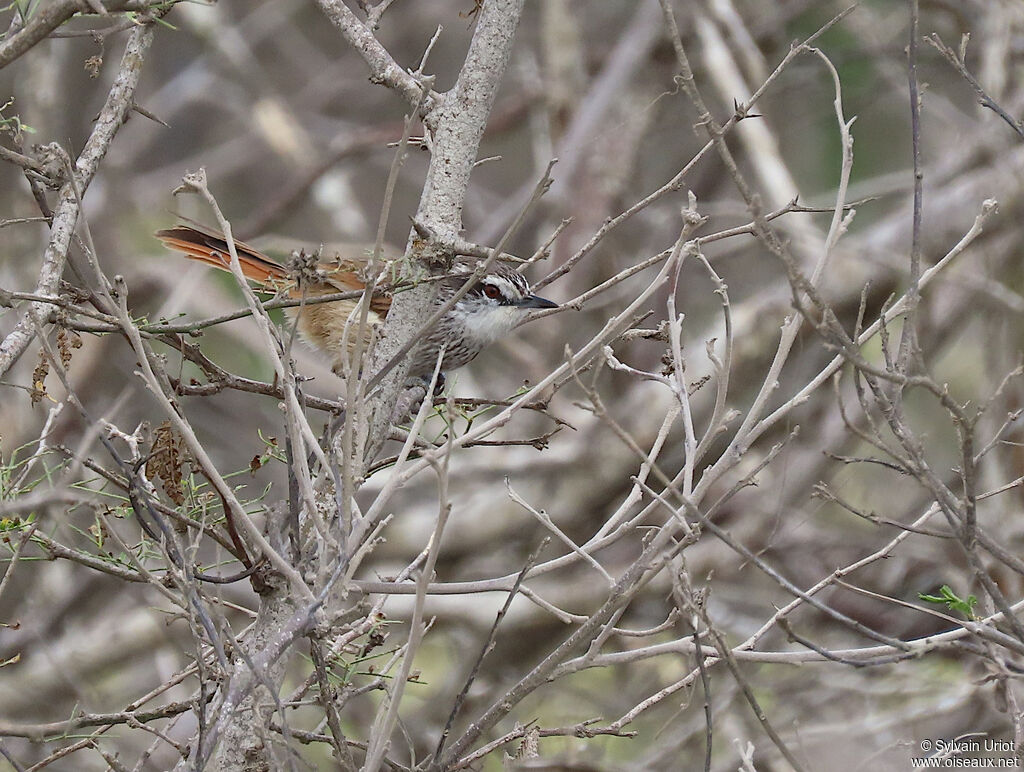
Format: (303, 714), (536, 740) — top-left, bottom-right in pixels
(154, 225), (288, 287)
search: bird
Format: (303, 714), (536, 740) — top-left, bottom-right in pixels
(155, 224), (557, 382)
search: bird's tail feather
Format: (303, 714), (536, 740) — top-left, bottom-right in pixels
(154, 224), (288, 287)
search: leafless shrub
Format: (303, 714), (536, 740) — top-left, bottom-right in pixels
(2, 1), (1024, 771)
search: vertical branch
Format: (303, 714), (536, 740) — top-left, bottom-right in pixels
(339, 84), (432, 565)
(360, 0), (527, 465)
(898, 0), (923, 375)
(0, 21), (156, 378)
(362, 365), (448, 772)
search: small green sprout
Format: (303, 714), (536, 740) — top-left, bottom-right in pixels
(919, 584), (978, 620)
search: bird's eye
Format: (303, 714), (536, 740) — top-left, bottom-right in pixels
(483, 283), (501, 300)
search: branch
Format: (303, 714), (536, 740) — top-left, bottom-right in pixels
(0, 20), (157, 378)
(925, 33), (1024, 139)
(315, 0), (441, 115)
(0, 0), (170, 70)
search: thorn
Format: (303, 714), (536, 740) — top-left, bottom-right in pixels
(733, 98), (762, 121)
(131, 103), (171, 128)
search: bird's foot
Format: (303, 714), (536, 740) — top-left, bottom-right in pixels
(390, 372), (445, 425)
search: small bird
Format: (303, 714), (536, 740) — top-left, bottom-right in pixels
(155, 224), (557, 381)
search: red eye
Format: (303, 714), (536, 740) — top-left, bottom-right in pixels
(483, 283), (501, 299)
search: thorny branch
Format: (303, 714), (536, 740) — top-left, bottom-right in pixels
(4, 3), (1024, 771)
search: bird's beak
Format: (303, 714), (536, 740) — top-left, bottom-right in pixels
(518, 294), (558, 309)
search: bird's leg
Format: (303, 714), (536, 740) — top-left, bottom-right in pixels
(390, 373), (445, 426)
(321, 373), (446, 459)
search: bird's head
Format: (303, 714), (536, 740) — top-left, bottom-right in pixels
(450, 266), (557, 345)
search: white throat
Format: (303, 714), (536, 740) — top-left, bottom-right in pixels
(455, 304), (522, 347)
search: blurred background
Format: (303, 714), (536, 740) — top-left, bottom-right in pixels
(3, 0), (1024, 769)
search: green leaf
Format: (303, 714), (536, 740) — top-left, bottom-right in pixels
(918, 584), (978, 620)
